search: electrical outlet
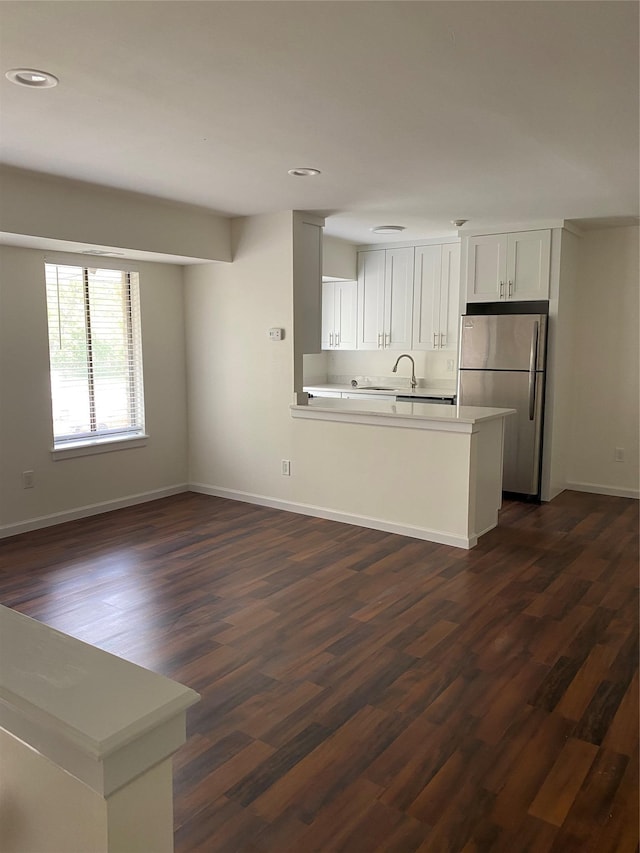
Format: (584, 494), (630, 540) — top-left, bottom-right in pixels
(281, 459), (291, 476)
(614, 447), (625, 462)
(447, 359), (455, 372)
(22, 470), (35, 489)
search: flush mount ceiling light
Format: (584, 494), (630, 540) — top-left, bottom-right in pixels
(5, 68), (59, 88)
(371, 225), (406, 235)
(451, 219), (468, 227)
(287, 167), (321, 177)
(81, 249), (125, 256)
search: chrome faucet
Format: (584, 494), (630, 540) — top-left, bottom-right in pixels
(392, 354), (417, 389)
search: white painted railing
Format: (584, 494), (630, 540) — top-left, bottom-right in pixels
(0, 606), (199, 853)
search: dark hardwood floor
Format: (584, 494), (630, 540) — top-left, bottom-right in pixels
(1, 490), (638, 852)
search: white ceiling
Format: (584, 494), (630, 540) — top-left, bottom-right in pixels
(1, 1), (638, 245)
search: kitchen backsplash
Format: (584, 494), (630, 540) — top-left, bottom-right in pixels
(303, 350), (457, 388)
(302, 352), (330, 385)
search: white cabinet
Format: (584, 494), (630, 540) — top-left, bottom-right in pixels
(508, 230), (551, 300)
(412, 243), (460, 351)
(357, 247), (414, 350)
(357, 249), (385, 349)
(466, 230), (551, 303)
(321, 280), (357, 350)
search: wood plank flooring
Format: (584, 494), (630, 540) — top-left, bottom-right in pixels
(1, 490), (638, 852)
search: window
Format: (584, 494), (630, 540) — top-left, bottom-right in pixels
(45, 262), (145, 450)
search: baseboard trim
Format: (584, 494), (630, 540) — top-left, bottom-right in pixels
(0, 484), (190, 540)
(564, 481), (640, 500)
(474, 521), (497, 541)
(189, 483), (474, 549)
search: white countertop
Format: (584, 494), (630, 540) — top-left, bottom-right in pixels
(304, 383), (456, 398)
(292, 397), (515, 432)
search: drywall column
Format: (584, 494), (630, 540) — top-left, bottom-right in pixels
(0, 606), (200, 853)
(292, 212), (325, 396)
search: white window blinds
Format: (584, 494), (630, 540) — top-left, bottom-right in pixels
(45, 263), (145, 446)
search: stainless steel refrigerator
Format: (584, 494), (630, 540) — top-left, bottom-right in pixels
(457, 313), (547, 498)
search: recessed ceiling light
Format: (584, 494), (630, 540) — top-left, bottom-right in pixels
(371, 225), (406, 235)
(5, 68), (59, 88)
(287, 167), (321, 177)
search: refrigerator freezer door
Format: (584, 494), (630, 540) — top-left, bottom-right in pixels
(459, 369), (544, 495)
(459, 314), (546, 371)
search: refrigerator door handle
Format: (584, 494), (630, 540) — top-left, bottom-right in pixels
(528, 321), (539, 420)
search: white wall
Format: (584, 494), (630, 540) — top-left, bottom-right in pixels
(0, 246), (189, 533)
(185, 213), (296, 496)
(323, 235), (357, 280)
(542, 228), (580, 501)
(565, 226), (639, 497)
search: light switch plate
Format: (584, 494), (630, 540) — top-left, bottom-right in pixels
(269, 327), (283, 341)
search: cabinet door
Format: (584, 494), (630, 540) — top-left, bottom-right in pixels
(321, 281), (335, 349)
(334, 280), (357, 349)
(439, 243), (461, 351)
(466, 234), (508, 302)
(507, 230), (551, 300)
(384, 247), (414, 350)
(412, 245), (442, 351)
(357, 250), (386, 350)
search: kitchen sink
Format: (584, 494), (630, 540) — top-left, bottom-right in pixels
(357, 386), (402, 391)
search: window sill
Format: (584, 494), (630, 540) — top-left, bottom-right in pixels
(51, 434), (149, 461)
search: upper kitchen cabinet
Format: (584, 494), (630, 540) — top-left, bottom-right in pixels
(357, 247), (414, 350)
(321, 279), (357, 350)
(466, 229), (551, 303)
(412, 243), (460, 351)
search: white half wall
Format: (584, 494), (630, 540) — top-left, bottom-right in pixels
(566, 226), (639, 497)
(0, 246), (189, 532)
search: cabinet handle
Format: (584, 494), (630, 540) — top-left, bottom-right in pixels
(377, 333), (383, 349)
(440, 332), (445, 347)
(336, 331), (340, 347)
(499, 281), (505, 298)
(508, 280), (513, 298)
(528, 321), (539, 420)
(330, 332), (334, 347)
(433, 332), (438, 348)
(384, 332), (390, 348)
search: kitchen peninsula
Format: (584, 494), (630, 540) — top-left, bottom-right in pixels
(290, 398), (515, 549)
